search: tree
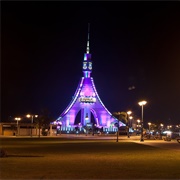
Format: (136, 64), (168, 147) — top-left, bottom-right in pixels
(113, 111), (128, 124)
(118, 112), (128, 124)
(113, 111), (129, 141)
(34, 108), (53, 137)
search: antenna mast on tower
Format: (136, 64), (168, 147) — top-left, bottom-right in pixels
(86, 23), (90, 54)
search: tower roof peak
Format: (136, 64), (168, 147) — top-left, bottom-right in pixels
(86, 23), (90, 54)
(83, 23), (92, 78)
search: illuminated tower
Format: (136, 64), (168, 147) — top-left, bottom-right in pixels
(56, 24), (125, 133)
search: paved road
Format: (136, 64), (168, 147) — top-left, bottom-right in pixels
(57, 134), (180, 151)
(134, 139), (180, 151)
(1, 134), (180, 151)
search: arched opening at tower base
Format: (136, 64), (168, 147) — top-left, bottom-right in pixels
(74, 109), (96, 126)
(73, 109), (98, 134)
(74, 110), (81, 125)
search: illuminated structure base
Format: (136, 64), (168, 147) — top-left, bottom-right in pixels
(56, 76), (125, 133)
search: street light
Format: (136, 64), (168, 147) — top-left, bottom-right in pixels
(26, 114), (38, 137)
(148, 122), (151, 133)
(115, 121), (119, 142)
(129, 116), (133, 127)
(127, 111), (132, 138)
(138, 100), (147, 142)
(15, 117), (21, 136)
(137, 119), (140, 130)
(58, 121), (62, 135)
(159, 123), (164, 140)
(127, 111), (132, 120)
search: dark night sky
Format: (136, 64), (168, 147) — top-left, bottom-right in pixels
(1, 1), (180, 125)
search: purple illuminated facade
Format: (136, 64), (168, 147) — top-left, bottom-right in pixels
(56, 26), (125, 133)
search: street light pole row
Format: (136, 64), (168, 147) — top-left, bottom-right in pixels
(127, 111), (132, 138)
(15, 114), (38, 137)
(26, 114), (38, 137)
(15, 117), (21, 136)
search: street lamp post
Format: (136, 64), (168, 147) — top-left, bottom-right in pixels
(26, 114), (38, 137)
(129, 116), (133, 128)
(129, 116), (133, 125)
(148, 122), (151, 133)
(127, 111), (132, 138)
(116, 122), (119, 142)
(138, 100), (147, 142)
(15, 117), (21, 136)
(129, 116), (133, 133)
(159, 123), (164, 140)
(116, 112), (121, 142)
(59, 121), (62, 135)
(137, 119), (140, 132)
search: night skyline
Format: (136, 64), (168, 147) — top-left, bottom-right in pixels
(2, 2), (180, 125)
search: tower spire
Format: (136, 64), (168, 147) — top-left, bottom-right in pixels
(86, 23), (90, 54)
(83, 23), (92, 78)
